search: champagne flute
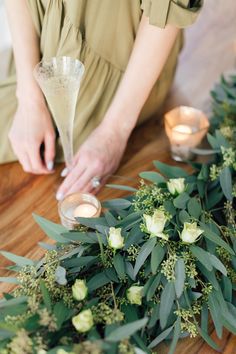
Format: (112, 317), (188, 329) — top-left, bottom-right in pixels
(34, 56), (85, 167)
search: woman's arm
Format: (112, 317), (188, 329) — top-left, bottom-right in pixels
(102, 14), (179, 137)
(6, 0), (55, 173)
(57, 14), (179, 198)
(5, 0), (41, 99)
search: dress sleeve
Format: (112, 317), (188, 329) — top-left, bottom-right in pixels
(141, 0), (203, 28)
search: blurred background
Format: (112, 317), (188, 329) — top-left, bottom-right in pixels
(0, 0), (11, 80)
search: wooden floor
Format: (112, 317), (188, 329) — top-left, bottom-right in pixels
(0, 1), (236, 353)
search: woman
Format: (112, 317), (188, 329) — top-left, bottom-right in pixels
(1, 0), (202, 200)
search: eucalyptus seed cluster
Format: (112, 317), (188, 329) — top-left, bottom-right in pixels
(174, 303), (200, 338)
(7, 329), (32, 354)
(92, 303), (124, 325)
(232, 183), (236, 198)
(14, 265), (39, 298)
(209, 164), (221, 181)
(133, 180), (170, 213)
(202, 283), (213, 299)
(161, 253), (177, 281)
(32, 333), (47, 353)
(38, 308), (57, 332)
(221, 146), (236, 169)
(216, 246), (232, 263)
(220, 126), (233, 140)
(118, 339), (135, 354)
(181, 251), (198, 279)
(96, 283), (113, 302)
(224, 201), (236, 229)
(73, 341), (102, 354)
(126, 244), (141, 261)
(5, 312), (30, 327)
(102, 247), (114, 268)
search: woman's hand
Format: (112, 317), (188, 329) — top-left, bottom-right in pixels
(56, 122), (128, 199)
(9, 96), (56, 174)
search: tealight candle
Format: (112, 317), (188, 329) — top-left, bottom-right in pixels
(164, 106), (209, 161)
(58, 193), (101, 229)
(73, 204), (98, 218)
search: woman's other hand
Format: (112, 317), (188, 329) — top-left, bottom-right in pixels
(56, 122), (128, 199)
(9, 95), (56, 174)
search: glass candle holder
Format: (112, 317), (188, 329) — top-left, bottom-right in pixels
(58, 193), (101, 230)
(164, 106), (209, 161)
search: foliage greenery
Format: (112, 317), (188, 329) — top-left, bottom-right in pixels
(0, 74), (236, 354)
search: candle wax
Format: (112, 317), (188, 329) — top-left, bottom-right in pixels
(73, 203), (97, 218)
(172, 124), (193, 141)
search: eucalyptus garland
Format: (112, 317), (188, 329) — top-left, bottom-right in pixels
(0, 74), (236, 354)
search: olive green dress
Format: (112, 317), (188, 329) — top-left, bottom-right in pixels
(0, 0), (202, 163)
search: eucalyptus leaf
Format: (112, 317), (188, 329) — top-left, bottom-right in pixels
(153, 161), (188, 178)
(151, 243), (165, 274)
(40, 280), (52, 311)
(0, 296), (28, 309)
(159, 282), (175, 329)
(174, 259), (185, 298)
(190, 246), (213, 271)
(178, 210), (190, 224)
(201, 303), (208, 333)
(87, 272), (110, 292)
(147, 273), (161, 301)
(168, 317), (181, 354)
(200, 223), (235, 255)
(103, 199), (132, 210)
(105, 184), (137, 192)
(187, 198), (202, 219)
(124, 224), (144, 250)
(219, 166), (233, 201)
(0, 277), (20, 284)
(106, 318), (148, 342)
(33, 214), (69, 243)
(173, 193), (190, 209)
(0, 251), (34, 267)
(133, 238), (156, 278)
(139, 171), (166, 184)
(148, 325), (173, 348)
(208, 293), (223, 338)
(113, 253), (126, 280)
(209, 254), (227, 276)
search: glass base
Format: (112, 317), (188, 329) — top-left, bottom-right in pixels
(171, 145), (195, 162)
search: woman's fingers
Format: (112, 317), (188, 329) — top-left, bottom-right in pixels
(56, 164), (86, 200)
(44, 132), (56, 171)
(65, 168), (99, 196)
(29, 144), (51, 174)
(56, 154), (105, 199)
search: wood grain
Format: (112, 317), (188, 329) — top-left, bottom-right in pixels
(0, 0), (235, 353)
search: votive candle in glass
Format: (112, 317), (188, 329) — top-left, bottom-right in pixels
(164, 106), (209, 161)
(58, 192), (101, 229)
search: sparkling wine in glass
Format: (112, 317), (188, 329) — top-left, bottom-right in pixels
(34, 56), (85, 167)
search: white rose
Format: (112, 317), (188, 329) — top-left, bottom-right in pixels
(180, 222), (203, 244)
(127, 286), (143, 305)
(108, 227), (124, 249)
(167, 178), (185, 195)
(72, 279), (88, 301)
(72, 309), (94, 333)
(57, 350), (75, 354)
(144, 208), (168, 238)
(150, 232), (169, 241)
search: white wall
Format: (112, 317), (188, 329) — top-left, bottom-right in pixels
(0, 0), (12, 51)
